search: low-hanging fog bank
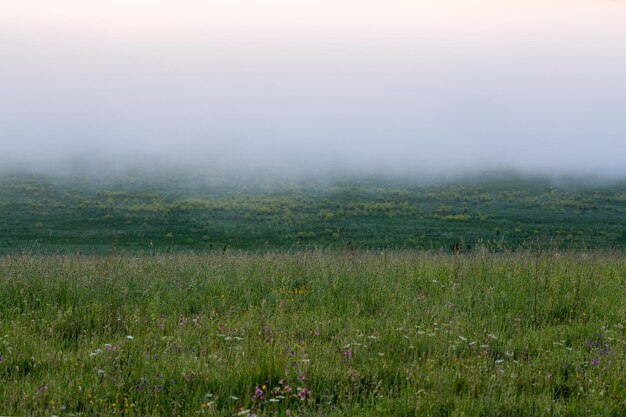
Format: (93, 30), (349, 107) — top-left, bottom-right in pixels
(2, 152), (625, 190)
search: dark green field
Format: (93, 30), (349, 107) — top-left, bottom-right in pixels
(1, 171), (625, 254)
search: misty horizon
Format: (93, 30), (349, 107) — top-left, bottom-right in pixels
(2, 1), (626, 178)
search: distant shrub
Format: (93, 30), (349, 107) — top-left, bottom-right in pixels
(441, 214), (471, 222)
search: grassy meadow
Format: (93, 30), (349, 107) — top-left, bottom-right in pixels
(1, 251), (625, 416)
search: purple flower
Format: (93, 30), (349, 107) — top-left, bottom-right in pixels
(591, 358), (599, 366)
(296, 387), (310, 400)
(252, 386), (264, 401)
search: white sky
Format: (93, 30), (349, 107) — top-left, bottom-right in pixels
(1, 0), (626, 175)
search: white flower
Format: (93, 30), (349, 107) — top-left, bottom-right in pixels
(127, 335), (134, 340)
(89, 348), (103, 356)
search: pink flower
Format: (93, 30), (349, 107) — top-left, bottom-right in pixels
(252, 385), (265, 401)
(343, 348), (353, 360)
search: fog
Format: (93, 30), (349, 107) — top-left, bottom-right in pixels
(1, 1), (626, 179)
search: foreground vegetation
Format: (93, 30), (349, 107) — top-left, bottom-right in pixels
(1, 171), (626, 254)
(1, 251), (625, 416)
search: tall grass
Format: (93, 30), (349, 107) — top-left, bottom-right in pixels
(0, 251), (624, 416)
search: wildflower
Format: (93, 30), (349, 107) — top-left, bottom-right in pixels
(495, 359), (504, 365)
(127, 335), (134, 340)
(591, 358), (599, 366)
(252, 386), (264, 401)
(296, 387), (310, 400)
(343, 347), (353, 360)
